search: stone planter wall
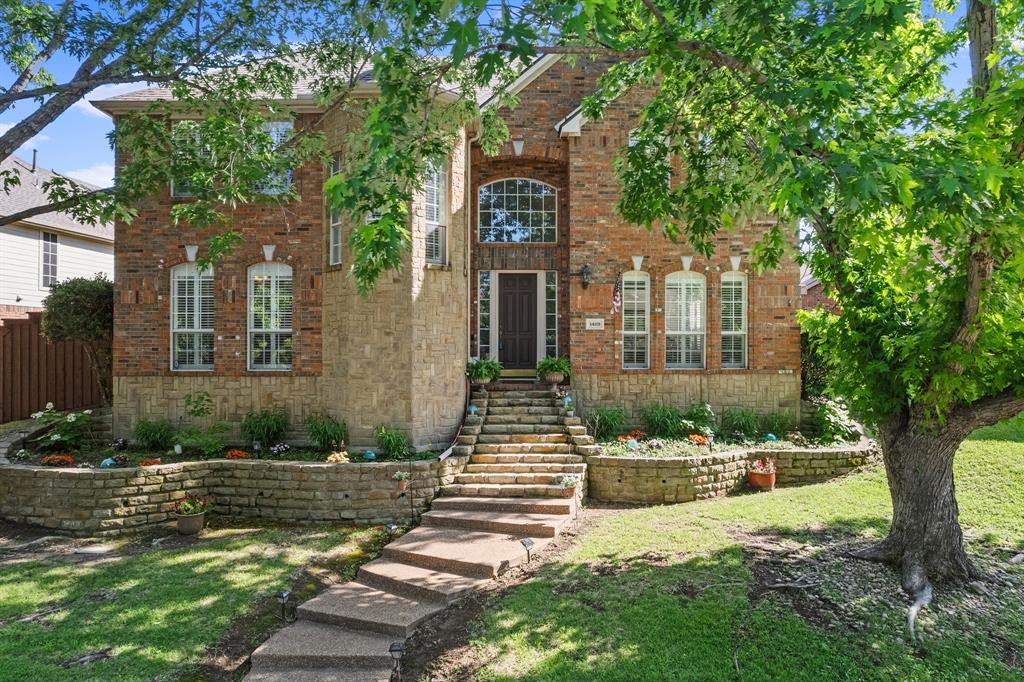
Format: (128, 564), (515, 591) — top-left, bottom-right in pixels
(586, 441), (878, 504)
(0, 456), (468, 536)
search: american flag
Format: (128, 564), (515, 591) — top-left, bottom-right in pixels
(611, 272), (622, 314)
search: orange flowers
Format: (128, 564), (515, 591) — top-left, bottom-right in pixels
(140, 458), (163, 466)
(687, 434), (709, 446)
(40, 454), (73, 467)
(616, 430), (648, 443)
(225, 449), (250, 459)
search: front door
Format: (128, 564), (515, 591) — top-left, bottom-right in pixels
(498, 273), (537, 370)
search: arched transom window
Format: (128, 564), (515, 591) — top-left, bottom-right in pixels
(478, 178), (556, 243)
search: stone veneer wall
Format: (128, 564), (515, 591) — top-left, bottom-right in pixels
(586, 442), (877, 504)
(0, 456), (468, 536)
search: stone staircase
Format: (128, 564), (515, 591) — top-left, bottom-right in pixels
(245, 384), (589, 682)
(445, 386), (598, 498)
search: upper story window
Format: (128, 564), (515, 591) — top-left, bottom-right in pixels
(478, 178), (556, 243)
(170, 263), (214, 371)
(622, 271), (649, 369)
(248, 262), (293, 371)
(424, 160), (447, 264)
(40, 232), (57, 287)
(172, 120), (293, 197)
(256, 120), (294, 195)
(327, 152), (343, 266)
(665, 271), (705, 369)
(721, 272), (748, 369)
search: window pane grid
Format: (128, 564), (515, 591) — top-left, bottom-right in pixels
(171, 264), (214, 370)
(544, 271), (557, 357)
(479, 179), (556, 243)
(622, 273), (649, 369)
(249, 263), (293, 370)
(721, 275), (747, 369)
(328, 153), (343, 265)
(477, 271), (491, 358)
(256, 121), (294, 195)
(41, 232), (57, 287)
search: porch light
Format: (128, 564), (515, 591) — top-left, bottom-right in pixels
(631, 255), (644, 271)
(184, 245), (199, 262)
(512, 138), (525, 156)
(262, 244), (277, 262)
(730, 255), (742, 271)
(275, 590), (296, 623)
(386, 523), (400, 539)
(569, 264), (592, 289)
(520, 537), (535, 562)
(681, 255), (693, 271)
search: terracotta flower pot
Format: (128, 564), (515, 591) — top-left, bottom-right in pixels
(542, 372), (565, 385)
(176, 512), (205, 535)
(748, 471), (776, 491)
(561, 486), (577, 498)
(397, 480), (410, 493)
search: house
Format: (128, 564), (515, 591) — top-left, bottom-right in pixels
(800, 265), (837, 313)
(0, 155), (114, 319)
(92, 56), (801, 449)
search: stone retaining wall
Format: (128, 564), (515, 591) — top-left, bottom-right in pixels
(0, 456), (468, 536)
(586, 441), (878, 504)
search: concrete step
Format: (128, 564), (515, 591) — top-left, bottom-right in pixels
(564, 417), (583, 427)
(296, 581), (442, 637)
(441, 483), (574, 499)
(471, 453), (584, 465)
(432, 496), (576, 515)
(457, 435), (478, 446)
(571, 435), (594, 446)
(473, 443), (572, 454)
(476, 433), (569, 444)
(382, 526), (551, 578)
(249, 620), (394, 671)
(480, 424), (569, 435)
(566, 425), (587, 435)
(245, 666), (393, 682)
(451, 445), (474, 457)
(464, 463), (587, 475)
(488, 406), (562, 416)
(487, 398), (559, 407)
(421, 508), (568, 537)
(357, 559), (490, 605)
(483, 414), (564, 425)
(454, 472), (566, 485)
(574, 444), (602, 456)
(473, 390), (552, 399)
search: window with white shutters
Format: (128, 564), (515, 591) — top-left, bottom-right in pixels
(665, 272), (705, 369)
(248, 262), (293, 370)
(721, 272), (748, 369)
(257, 121), (294, 195)
(622, 271), (649, 369)
(171, 263), (214, 370)
(327, 152), (343, 265)
(424, 160), (447, 264)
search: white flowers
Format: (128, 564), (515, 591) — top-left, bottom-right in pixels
(49, 433), (61, 441)
(66, 414), (77, 423)
(31, 411), (43, 420)
(45, 402), (54, 410)
(83, 409), (93, 415)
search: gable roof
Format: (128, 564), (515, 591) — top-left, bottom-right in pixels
(480, 54), (562, 109)
(0, 155), (113, 242)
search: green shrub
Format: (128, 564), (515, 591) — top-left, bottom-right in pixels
(586, 405), (628, 441)
(184, 391), (214, 419)
(808, 399), (858, 443)
(639, 403), (686, 437)
(175, 424), (228, 458)
(759, 411), (795, 437)
(681, 402), (716, 432)
(32, 404), (94, 452)
(40, 276), (114, 404)
(305, 413), (347, 451)
(133, 418), (176, 450)
(801, 333), (829, 399)
(466, 357), (503, 383)
(241, 407), (289, 447)
(375, 425), (410, 459)
(721, 408), (760, 441)
(536, 355), (571, 379)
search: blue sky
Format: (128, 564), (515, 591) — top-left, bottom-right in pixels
(1, 1), (970, 188)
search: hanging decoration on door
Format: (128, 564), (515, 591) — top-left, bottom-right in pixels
(610, 272), (623, 314)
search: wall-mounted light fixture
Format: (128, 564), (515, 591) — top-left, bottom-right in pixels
(730, 255), (742, 271)
(681, 255), (693, 271)
(262, 244), (277, 262)
(511, 138), (525, 156)
(569, 264), (592, 289)
(184, 245), (199, 262)
(631, 255), (644, 271)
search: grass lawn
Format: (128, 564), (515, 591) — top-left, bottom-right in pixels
(453, 419), (1024, 681)
(0, 521), (388, 681)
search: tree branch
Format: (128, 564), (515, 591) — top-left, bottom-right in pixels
(0, 0), (74, 116)
(949, 389), (1024, 433)
(0, 187), (113, 228)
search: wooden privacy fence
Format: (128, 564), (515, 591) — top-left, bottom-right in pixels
(0, 312), (104, 423)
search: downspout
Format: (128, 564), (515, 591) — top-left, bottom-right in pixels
(465, 121), (482, 360)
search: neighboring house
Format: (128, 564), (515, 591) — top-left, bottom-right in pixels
(93, 56), (801, 449)
(0, 155), (114, 319)
(800, 265), (837, 312)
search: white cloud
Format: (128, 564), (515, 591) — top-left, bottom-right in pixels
(72, 82), (146, 119)
(0, 122), (50, 152)
(65, 163), (115, 188)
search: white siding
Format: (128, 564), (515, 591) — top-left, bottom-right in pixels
(0, 223), (113, 308)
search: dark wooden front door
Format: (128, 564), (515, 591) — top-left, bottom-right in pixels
(498, 273), (537, 370)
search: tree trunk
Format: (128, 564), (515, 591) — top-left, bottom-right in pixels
(860, 414), (982, 595)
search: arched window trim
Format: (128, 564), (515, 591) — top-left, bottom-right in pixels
(248, 261), (294, 371)
(721, 271), (748, 369)
(478, 177), (558, 244)
(170, 262), (214, 371)
(621, 270), (650, 370)
(665, 270), (706, 369)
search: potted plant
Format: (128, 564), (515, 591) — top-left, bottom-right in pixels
(748, 458), (777, 491)
(466, 358), (503, 386)
(558, 474), (579, 498)
(173, 492), (211, 535)
(393, 470), (411, 492)
(537, 356), (571, 385)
